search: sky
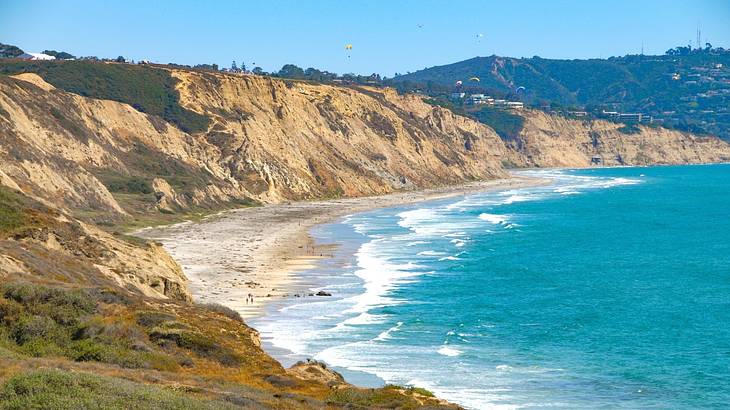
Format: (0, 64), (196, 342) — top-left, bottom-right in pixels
(1, 0), (729, 76)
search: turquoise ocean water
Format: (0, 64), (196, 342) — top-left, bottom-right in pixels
(251, 164), (730, 409)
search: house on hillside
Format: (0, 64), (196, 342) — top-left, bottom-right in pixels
(466, 94), (493, 105)
(17, 52), (55, 61)
(567, 111), (588, 117)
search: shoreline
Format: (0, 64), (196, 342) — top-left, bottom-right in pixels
(138, 175), (548, 319)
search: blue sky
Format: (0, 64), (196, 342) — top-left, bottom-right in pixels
(1, 0), (729, 76)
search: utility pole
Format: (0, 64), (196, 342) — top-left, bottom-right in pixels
(696, 24), (701, 50)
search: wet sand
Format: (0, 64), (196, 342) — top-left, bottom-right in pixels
(137, 176), (545, 318)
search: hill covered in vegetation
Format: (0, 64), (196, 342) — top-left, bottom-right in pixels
(392, 46), (730, 140)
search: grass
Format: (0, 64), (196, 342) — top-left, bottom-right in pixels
(0, 283), (180, 371)
(0, 60), (209, 134)
(469, 106), (525, 141)
(0, 281), (456, 408)
(196, 303), (244, 323)
(148, 327), (244, 367)
(425, 98), (525, 141)
(0, 369), (238, 410)
(0, 187), (54, 237)
(327, 385), (442, 409)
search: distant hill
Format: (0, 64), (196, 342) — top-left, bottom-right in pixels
(0, 43), (24, 59)
(392, 48), (730, 140)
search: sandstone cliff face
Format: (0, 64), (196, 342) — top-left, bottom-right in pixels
(0, 186), (191, 301)
(1, 67), (729, 304)
(0, 69), (509, 302)
(506, 110), (730, 167)
(171, 70), (509, 201)
(0, 71), (509, 215)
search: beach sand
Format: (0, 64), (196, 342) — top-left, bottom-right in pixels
(138, 176), (545, 318)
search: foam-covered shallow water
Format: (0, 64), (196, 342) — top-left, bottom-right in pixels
(251, 165), (730, 409)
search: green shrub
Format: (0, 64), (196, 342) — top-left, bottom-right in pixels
(149, 328), (243, 367)
(0, 283), (181, 370)
(0, 60), (210, 133)
(1, 283), (96, 325)
(383, 384), (435, 397)
(198, 303), (244, 323)
(69, 339), (110, 362)
(135, 311), (178, 328)
(0, 187), (54, 236)
(104, 176), (153, 194)
(471, 106), (525, 141)
(327, 387), (420, 409)
(0, 369), (237, 410)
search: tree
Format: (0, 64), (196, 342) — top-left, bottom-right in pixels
(231, 60), (238, 71)
(0, 43), (24, 59)
(240, 61), (247, 72)
(277, 64), (305, 79)
(115, 56), (126, 63)
(252, 67), (264, 75)
(43, 50), (75, 60)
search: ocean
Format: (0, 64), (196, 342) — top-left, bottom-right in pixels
(250, 164), (730, 409)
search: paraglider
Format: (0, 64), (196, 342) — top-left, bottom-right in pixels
(345, 44), (353, 59)
(476, 33), (484, 42)
(469, 77), (480, 82)
(455, 80), (463, 86)
(515, 86), (526, 93)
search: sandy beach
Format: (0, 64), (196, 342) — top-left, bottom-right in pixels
(137, 176), (545, 318)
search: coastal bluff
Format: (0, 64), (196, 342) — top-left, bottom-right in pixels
(1, 62), (729, 408)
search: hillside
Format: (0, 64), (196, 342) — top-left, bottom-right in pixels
(0, 62), (511, 224)
(504, 110), (730, 167)
(392, 50), (730, 140)
(0, 60), (729, 408)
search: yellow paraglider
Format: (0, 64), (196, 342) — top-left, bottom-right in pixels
(469, 77), (480, 82)
(345, 44), (353, 59)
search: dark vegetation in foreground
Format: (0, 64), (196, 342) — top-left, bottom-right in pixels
(0, 188), (452, 409)
(0, 282), (450, 409)
(0, 369), (238, 410)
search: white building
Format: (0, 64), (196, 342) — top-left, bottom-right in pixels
(467, 94), (493, 105)
(17, 52), (56, 61)
(450, 92), (465, 100)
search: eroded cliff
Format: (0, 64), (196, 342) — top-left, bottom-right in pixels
(506, 110), (730, 167)
(1, 62), (730, 409)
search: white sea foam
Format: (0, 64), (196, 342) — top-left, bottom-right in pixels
(338, 239), (428, 323)
(437, 346), (463, 357)
(417, 250), (446, 256)
(479, 213), (511, 225)
(405, 240), (430, 246)
(438, 255), (461, 261)
(374, 321), (404, 341)
(259, 168), (651, 410)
